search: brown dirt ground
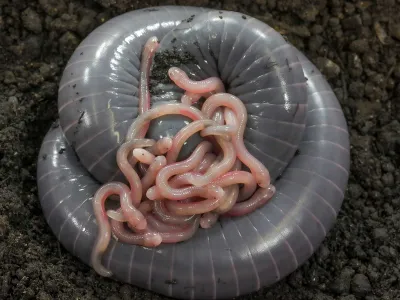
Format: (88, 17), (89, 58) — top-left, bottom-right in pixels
(0, 0), (400, 299)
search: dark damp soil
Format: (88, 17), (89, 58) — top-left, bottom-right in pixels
(0, 0), (400, 299)
(151, 49), (197, 89)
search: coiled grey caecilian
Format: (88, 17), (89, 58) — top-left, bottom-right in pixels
(36, 6), (350, 300)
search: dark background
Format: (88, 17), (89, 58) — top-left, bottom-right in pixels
(0, 0), (399, 299)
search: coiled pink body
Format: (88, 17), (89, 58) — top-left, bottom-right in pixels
(90, 38), (275, 277)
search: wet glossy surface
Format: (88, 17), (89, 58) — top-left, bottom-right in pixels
(38, 6), (350, 300)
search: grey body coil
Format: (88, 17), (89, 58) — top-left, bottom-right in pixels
(36, 6), (350, 300)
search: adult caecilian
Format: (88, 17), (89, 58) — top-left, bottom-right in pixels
(37, 6), (350, 300)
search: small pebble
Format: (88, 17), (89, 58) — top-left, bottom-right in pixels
(344, 3), (355, 15)
(371, 73), (386, 89)
(4, 71), (16, 84)
(380, 245), (396, 258)
(21, 7), (42, 33)
(351, 274), (372, 296)
(384, 203), (394, 214)
(348, 53), (363, 77)
(77, 15), (96, 37)
(362, 11), (372, 26)
(348, 81), (364, 98)
(289, 25), (310, 37)
(377, 121), (400, 153)
(363, 52), (378, 67)
(39, 0), (67, 17)
(287, 271), (302, 288)
(374, 22), (392, 45)
(12, 35), (43, 60)
(353, 245), (367, 259)
(367, 269), (380, 282)
(383, 187), (392, 197)
(296, 6), (320, 22)
(392, 197), (400, 207)
(39, 63), (57, 79)
(317, 245), (331, 263)
(8, 95), (18, 104)
(329, 17), (340, 27)
(372, 228), (388, 240)
(342, 15), (362, 29)
(8, 96), (18, 111)
(314, 57), (341, 79)
(37, 291), (52, 300)
(330, 277), (350, 295)
(330, 267), (354, 295)
(353, 210), (362, 218)
(51, 14), (79, 32)
(311, 24), (324, 35)
(23, 287), (35, 299)
(348, 183), (363, 199)
(20, 168), (31, 181)
(119, 284), (132, 300)
(308, 35), (324, 51)
(364, 82), (381, 100)
(382, 173), (394, 187)
(370, 190), (382, 200)
(349, 39), (369, 53)
(59, 31), (80, 56)
(382, 162), (395, 173)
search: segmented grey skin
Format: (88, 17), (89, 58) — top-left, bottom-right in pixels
(37, 6), (350, 300)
